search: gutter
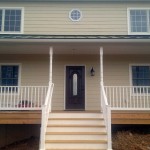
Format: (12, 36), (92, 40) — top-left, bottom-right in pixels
(0, 38), (150, 43)
(0, 0), (149, 2)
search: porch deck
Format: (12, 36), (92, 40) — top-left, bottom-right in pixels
(0, 110), (149, 125)
(111, 110), (150, 124)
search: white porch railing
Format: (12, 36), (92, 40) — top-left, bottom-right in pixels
(101, 84), (112, 150)
(40, 83), (54, 150)
(0, 86), (48, 110)
(105, 86), (150, 110)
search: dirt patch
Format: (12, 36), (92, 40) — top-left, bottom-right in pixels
(0, 136), (39, 150)
(112, 131), (150, 150)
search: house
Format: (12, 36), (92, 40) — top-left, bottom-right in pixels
(0, 0), (150, 150)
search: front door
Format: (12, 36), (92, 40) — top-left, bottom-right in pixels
(66, 66), (85, 110)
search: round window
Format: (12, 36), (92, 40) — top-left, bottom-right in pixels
(69, 9), (82, 21)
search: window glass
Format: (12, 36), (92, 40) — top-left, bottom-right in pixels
(0, 65), (19, 86)
(70, 9), (81, 21)
(130, 10), (148, 33)
(0, 10), (2, 31)
(4, 9), (21, 32)
(73, 73), (78, 96)
(132, 66), (150, 86)
(0, 8), (22, 33)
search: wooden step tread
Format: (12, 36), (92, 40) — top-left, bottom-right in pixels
(47, 124), (105, 127)
(46, 140), (107, 143)
(47, 149), (106, 150)
(46, 132), (107, 135)
(48, 118), (104, 120)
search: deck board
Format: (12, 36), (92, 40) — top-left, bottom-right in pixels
(111, 110), (150, 124)
(0, 110), (149, 125)
(0, 111), (41, 124)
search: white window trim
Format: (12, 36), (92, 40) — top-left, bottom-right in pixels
(0, 7), (24, 34)
(129, 64), (150, 96)
(69, 9), (82, 22)
(127, 8), (150, 35)
(0, 63), (21, 87)
(129, 63), (150, 86)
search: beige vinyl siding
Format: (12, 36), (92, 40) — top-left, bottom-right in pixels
(0, 2), (150, 35)
(104, 54), (150, 86)
(0, 54), (49, 86)
(52, 54), (100, 111)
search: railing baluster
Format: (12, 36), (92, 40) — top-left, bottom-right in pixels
(147, 87), (149, 108)
(112, 87), (114, 107)
(143, 87), (146, 108)
(126, 87), (128, 108)
(119, 87), (121, 108)
(37, 87), (40, 107)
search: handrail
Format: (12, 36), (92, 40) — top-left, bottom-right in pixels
(40, 83), (54, 150)
(101, 83), (112, 150)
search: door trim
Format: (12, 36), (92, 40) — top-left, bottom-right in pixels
(64, 65), (86, 110)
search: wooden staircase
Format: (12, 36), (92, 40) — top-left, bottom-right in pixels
(45, 112), (108, 150)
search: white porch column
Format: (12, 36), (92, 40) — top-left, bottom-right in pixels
(100, 46), (104, 85)
(49, 46), (53, 85)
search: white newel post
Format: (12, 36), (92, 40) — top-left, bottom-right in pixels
(100, 47), (112, 150)
(40, 47), (53, 150)
(49, 47), (53, 85)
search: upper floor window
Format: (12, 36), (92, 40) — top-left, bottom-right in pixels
(128, 9), (150, 34)
(0, 8), (23, 34)
(69, 9), (82, 21)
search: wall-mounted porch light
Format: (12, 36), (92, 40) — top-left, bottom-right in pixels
(90, 67), (95, 76)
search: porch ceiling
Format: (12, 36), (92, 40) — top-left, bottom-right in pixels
(0, 42), (150, 55)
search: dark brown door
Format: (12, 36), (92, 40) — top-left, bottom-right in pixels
(66, 66), (85, 110)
